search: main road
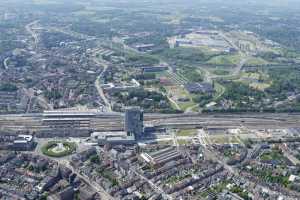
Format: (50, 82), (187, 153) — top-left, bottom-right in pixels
(0, 112), (300, 132)
(93, 51), (112, 112)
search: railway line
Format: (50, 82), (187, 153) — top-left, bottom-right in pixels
(0, 112), (299, 132)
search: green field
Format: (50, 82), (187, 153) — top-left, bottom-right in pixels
(213, 69), (230, 75)
(245, 57), (269, 66)
(210, 135), (240, 144)
(260, 149), (286, 164)
(206, 54), (241, 66)
(177, 139), (192, 145)
(176, 129), (197, 137)
(214, 82), (226, 100)
(178, 101), (197, 111)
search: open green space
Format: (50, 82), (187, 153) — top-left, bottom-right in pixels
(157, 140), (173, 146)
(178, 101), (197, 111)
(125, 53), (160, 67)
(176, 66), (203, 82)
(213, 82), (226, 100)
(164, 85), (197, 111)
(177, 139), (192, 145)
(244, 57), (269, 66)
(213, 69), (230, 76)
(176, 129), (197, 137)
(206, 54), (241, 66)
(238, 72), (271, 91)
(210, 135), (240, 144)
(158, 47), (217, 65)
(223, 149), (236, 157)
(260, 149), (286, 164)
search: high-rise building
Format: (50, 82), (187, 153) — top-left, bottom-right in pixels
(124, 107), (144, 139)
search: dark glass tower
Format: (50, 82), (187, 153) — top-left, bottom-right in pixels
(124, 107), (144, 139)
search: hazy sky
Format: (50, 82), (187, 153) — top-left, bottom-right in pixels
(1, 0), (300, 11)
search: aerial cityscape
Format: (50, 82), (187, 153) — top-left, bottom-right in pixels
(1, 0), (300, 199)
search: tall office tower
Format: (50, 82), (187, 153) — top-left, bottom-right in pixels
(124, 107), (144, 139)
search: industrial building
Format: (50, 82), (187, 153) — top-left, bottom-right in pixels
(135, 44), (155, 52)
(101, 79), (141, 95)
(13, 135), (35, 151)
(140, 147), (182, 167)
(92, 131), (135, 145)
(40, 110), (93, 137)
(142, 66), (168, 73)
(185, 82), (214, 94)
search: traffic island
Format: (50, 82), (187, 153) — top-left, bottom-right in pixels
(41, 141), (76, 157)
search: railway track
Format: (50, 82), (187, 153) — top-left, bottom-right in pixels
(0, 112), (299, 132)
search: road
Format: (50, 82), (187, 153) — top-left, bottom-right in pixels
(280, 144), (300, 165)
(93, 55), (112, 112)
(46, 27), (96, 41)
(185, 103), (199, 113)
(25, 20), (40, 49)
(3, 57), (9, 70)
(233, 57), (249, 76)
(198, 129), (210, 146)
(166, 94), (181, 110)
(224, 34), (250, 77)
(24, 21), (54, 111)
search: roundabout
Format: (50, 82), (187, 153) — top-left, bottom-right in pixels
(41, 141), (76, 157)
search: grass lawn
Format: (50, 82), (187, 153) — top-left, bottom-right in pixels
(165, 86), (197, 111)
(169, 99), (180, 110)
(207, 54), (241, 66)
(249, 82), (271, 91)
(224, 149), (236, 157)
(176, 129), (197, 137)
(238, 72), (271, 91)
(214, 82), (226, 100)
(178, 101), (197, 111)
(213, 69), (230, 76)
(210, 135), (241, 144)
(178, 139), (192, 146)
(260, 149), (285, 163)
(245, 57), (269, 66)
(157, 140), (173, 146)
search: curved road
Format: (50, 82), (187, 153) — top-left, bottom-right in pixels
(93, 54), (112, 112)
